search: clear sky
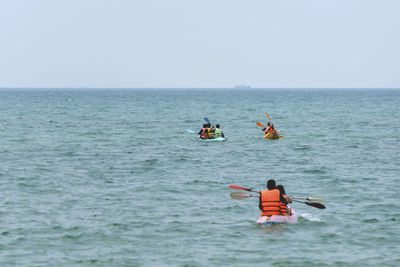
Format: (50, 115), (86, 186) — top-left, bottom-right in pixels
(1, 0), (399, 88)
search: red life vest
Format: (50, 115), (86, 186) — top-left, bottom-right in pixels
(200, 128), (208, 139)
(260, 189), (282, 216)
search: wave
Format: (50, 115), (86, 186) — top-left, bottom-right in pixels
(299, 212), (323, 222)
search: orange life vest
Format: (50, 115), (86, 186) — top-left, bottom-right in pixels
(200, 128), (208, 139)
(260, 189), (282, 216)
(280, 194), (288, 216)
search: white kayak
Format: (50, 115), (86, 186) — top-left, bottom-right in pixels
(256, 207), (298, 225)
(198, 137), (227, 141)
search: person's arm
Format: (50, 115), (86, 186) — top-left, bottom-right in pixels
(280, 195), (288, 204)
(198, 129), (203, 135)
(259, 195), (263, 211)
(283, 195), (292, 204)
(280, 194), (292, 204)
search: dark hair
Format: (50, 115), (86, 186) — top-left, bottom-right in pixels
(203, 124), (207, 128)
(267, 122), (271, 126)
(267, 179), (276, 190)
(276, 184), (286, 195)
(207, 123), (211, 128)
(216, 124), (220, 128)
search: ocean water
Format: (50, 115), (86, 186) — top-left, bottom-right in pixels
(0, 88), (399, 266)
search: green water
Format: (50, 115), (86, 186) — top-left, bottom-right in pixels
(0, 89), (399, 266)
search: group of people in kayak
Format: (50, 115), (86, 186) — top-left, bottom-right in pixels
(259, 179), (293, 216)
(198, 123), (225, 139)
(261, 122), (277, 137)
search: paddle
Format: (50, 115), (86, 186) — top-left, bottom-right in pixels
(229, 185), (326, 209)
(204, 117), (211, 124)
(292, 199), (326, 209)
(230, 192), (258, 200)
(264, 112), (285, 138)
(186, 129), (195, 134)
(256, 122), (266, 128)
(229, 185), (260, 194)
(265, 111), (272, 121)
(231, 192), (325, 209)
(293, 196), (325, 204)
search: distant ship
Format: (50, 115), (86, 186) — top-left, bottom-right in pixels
(234, 85), (251, 89)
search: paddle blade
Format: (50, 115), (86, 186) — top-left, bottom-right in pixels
(204, 117), (210, 124)
(305, 202), (326, 209)
(293, 196), (326, 203)
(230, 192), (252, 200)
(307, 197), (325, 203)
(256, 122), (265, 128)
(265, 112), (272, 121)
(229, 185), (251, 191)
(186, 129), (195, 134)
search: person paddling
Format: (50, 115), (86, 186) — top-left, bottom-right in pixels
(276, 184), (293, 216)
(259, 179), (291, 216)
(208, 125), (215, 139)
(269, 124), (277, 133)
(199, 123), (208, 139)
(262, 122), (271, 135)
(214, 124), (224, 138)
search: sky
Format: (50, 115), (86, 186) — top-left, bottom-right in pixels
(0, 0), (399, 88)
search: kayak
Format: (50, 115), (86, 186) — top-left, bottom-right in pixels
(256, 207), (298, 224)
(199, 137), (227, 141)
(264, 132), (280, 139)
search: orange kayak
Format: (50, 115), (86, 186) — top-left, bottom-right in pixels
(264, 132), (280, 139)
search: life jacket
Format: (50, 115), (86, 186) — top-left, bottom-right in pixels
(214, 128), (222, 138)
(208, 128), (215, 139)
(200, 128), (208, 139)
(280, 194), (288, 216)
(260, 189), (282, 216)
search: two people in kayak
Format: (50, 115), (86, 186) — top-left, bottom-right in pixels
(262, 122), (277, 136)
(259, 179), (293, 216)
(198, 123), (224, 139)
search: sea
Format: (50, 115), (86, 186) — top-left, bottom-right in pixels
(0, 88), (399, 266)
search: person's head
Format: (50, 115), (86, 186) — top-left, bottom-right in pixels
(203, 124), (207, 128)
(207, 123), (211, 128)
(276, 184), (286, 195)
(216, 124), (220, 128)
(267, 179), (276, 190)
(267, 122), (271, 126)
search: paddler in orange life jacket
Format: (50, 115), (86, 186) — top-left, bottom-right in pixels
(268, 123), (277, 133)
(259, 179), (292, 216)
(262, 122), (271, 135)
(276, 184), (293, 216)
(198, 124), (208, 139)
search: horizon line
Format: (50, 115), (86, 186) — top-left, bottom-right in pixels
(1, 87), (399, 90)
